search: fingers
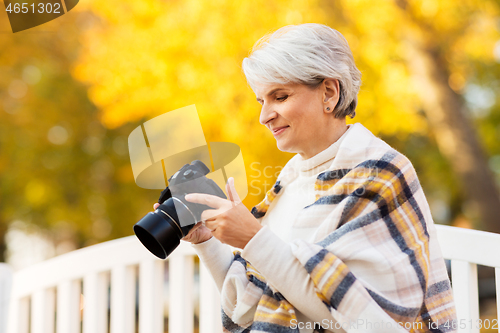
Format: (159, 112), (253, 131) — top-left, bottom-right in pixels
(204, 218), (218, 231)
(153, 203), (160, 210)
(185, 193), (226, 208)
(201, 209), (220, 222)
(186, 222), (203, 236)
(225, 177), (241, 204)
(183, 222), (204, 242)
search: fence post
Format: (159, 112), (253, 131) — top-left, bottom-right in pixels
(0, 264), (13, 333)
(169, 254), (194, 333)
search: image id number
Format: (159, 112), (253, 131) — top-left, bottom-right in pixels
(6, 2), (61, 14)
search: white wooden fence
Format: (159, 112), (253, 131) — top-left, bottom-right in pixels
(1, 225), (500, 333)
(435, 225), (500, 333)
(0, 264), (13, 333)
(1, 237), (221, 333)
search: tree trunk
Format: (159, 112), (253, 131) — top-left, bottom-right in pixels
(0, 223), (7, 262)
(400, 14), (500, 233)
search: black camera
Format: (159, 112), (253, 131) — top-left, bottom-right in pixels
(133, 160), (226, 259)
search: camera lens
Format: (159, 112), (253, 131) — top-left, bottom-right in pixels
(134, 160), (226, 259)
(134, 197), (197, 259)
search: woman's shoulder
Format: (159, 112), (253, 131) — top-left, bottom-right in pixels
(336, 122), (414, 168)
(275, 122), (418, 184)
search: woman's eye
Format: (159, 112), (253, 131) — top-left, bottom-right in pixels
(277, 95), (288, 101)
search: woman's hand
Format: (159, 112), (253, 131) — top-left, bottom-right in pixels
(184, 177), (263, 249)
(152, 203), (213, 245)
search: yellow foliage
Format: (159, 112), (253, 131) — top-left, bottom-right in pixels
(71, 0), (500, 206)
(25, 180), (48, 206)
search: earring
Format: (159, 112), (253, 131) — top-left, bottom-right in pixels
(326, 107), (331, 111)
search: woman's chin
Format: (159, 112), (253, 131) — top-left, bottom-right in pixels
(275, 142), (296, 154)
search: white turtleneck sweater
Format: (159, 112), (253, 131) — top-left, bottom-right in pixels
(263, 124), (352, 245)
(193, 125), (352, 333)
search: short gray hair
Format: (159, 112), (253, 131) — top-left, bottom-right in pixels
(242, 24), (362, 118)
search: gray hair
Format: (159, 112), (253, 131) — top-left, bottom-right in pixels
(242, 24), (362, 118)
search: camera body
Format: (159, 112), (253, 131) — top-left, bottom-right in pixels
(134, 160), (226, 259)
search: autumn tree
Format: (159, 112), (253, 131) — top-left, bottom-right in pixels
(73, 0), (500, 231)
(0, 12), (158, 262)
(2, 0), (500, 263)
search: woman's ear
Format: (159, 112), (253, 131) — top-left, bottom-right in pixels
(323, 78), (340, 114)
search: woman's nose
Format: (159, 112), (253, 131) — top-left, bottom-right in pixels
(259, 104), (277, 125)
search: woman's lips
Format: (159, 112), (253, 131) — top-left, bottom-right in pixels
(273, 126), (289, 136)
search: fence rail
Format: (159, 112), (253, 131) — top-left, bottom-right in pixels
(2, 225), (500, 333)
(434, 225), (500, 333)
(2, 237), (221, 333)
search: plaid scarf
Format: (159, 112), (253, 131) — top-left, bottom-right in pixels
(220, 123), (457, 333)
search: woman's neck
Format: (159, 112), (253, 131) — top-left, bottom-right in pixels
(298, 120), (348, 160)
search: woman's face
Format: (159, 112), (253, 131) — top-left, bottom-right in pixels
(254, 80), (344, 159)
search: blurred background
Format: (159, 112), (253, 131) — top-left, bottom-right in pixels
(1, 0), (500, 329)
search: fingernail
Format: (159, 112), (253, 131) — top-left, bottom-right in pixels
(185, 194), (192, 201)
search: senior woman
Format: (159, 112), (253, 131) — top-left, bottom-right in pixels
(156, 24), (457, 332)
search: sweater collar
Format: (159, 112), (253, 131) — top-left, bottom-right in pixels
(295, 124), (352, 174)
(251, 122), (390, 219)
(276, 122), (385, 187)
